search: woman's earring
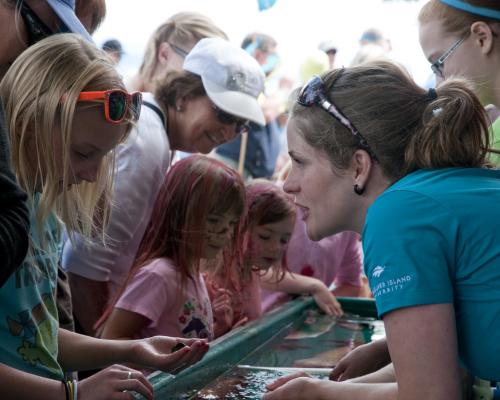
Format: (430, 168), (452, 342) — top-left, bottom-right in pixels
(176, 105), (182, 111)
(353, 184), (364, 195)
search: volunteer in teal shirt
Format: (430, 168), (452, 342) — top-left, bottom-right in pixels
(263, 60), (500, 400)
(364, 168), (500, 381)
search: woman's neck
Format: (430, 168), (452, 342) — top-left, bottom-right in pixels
(481, 48), (500, 107)
(492, 72), (500, 107)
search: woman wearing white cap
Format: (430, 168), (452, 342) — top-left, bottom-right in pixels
(63, 36), (266, 336)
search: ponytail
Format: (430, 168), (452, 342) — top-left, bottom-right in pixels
(291, 61), (493, 183)
(406, 78), (490, 170)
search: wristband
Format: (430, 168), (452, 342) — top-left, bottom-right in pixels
(72, 379), (78, 400)
(63, 380), (70, 400)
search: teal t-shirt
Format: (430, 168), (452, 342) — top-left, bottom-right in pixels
(0, 196), (63, 380)
(363, 168), (500, 381)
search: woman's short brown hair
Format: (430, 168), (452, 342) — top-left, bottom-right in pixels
(154, 70), (206, 108)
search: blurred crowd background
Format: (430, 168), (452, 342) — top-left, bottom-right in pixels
(95, 0), (433, 89)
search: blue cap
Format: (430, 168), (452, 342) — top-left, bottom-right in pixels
(46, 0), (93, 42)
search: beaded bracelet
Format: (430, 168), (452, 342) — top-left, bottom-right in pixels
(67, 380), (74, 400)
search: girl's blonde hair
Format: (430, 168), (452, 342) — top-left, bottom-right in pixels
(0, 33), (131, 245)
(135, 11), (227, 91)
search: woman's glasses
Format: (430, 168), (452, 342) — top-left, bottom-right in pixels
(430, 36), (466, 78)
(78, 90), (142, 124)
(18, 2), (56, 46)
(212, 104), (250, 134)
(168, 42), (189, 58)
(298, 75), (379, 162)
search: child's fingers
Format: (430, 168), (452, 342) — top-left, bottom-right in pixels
(217, 304), (233, 315)
(314, 292), (343, 317)
(215, 288), (232, 296)
(213, 292), (231, 304)
(213, 297), (231, 310)
(176, 337), (208, 347)
(213, 295), (232, 308)
(232, 316), (249, 328)
(329, 359), (347, 380)
(330, 298), (343, 316)
(172, 341), (208, 369)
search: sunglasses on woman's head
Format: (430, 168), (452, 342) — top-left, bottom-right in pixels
(18, 2), (56, 46)
(212, 104), (250, 135)
(168, 42), (189, 58)
(78, 90), (142, 124)
(298, 75), (379, 162)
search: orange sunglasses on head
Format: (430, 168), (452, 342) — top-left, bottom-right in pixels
(77, 90), (142, 124)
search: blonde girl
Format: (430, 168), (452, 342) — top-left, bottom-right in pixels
(0, 34), (207, 400)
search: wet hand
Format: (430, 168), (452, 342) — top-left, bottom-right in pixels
(232, 316), (249, 329)
(329, 339), (390, 381)
(131, 336), (209, 374)
(266, 372), (311, 391)
(263, 375), (317, 400)
(79, 364), (153, 400)
(311, 282), (343, 316)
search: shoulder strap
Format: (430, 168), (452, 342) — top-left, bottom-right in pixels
(142, 100), (166, 127)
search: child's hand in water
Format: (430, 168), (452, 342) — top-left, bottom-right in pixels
(128, 336), (209, 374)
(311, 281), (343, 316)
(264, 372), (321, 400)
(212, 288), (234, 336)
(79, 365), (154, 400)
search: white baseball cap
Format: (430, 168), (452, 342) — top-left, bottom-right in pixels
(183, 37), (266, 126)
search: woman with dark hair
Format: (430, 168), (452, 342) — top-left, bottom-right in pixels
(326, 0), (500, 385)
(263, 60), (499, 399)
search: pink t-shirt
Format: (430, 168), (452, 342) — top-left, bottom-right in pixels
(261, 210), (363, 312)
(116, 258), (214, 340)
(205, 270), (263, 325)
